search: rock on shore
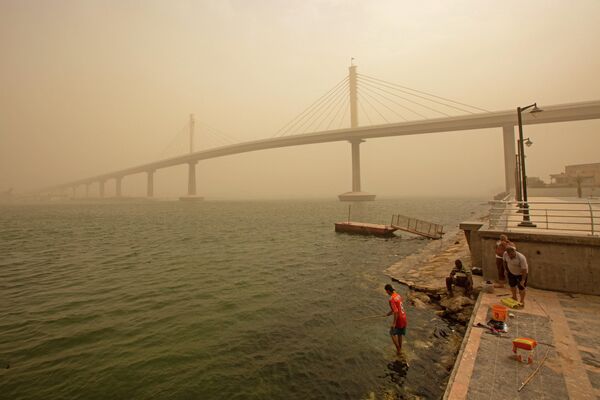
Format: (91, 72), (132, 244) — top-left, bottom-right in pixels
(386, 227), (484, 324)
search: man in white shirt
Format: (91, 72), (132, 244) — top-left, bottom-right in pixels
(503, 246), (528, 306)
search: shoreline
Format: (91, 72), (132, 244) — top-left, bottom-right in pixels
(382, 203), (489, 397)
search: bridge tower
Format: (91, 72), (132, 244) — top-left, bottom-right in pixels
(338, 64), (376, 201)
(180, 113), (204, 201)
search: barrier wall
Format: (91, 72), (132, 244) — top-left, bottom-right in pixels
(461, 223), (600, 295)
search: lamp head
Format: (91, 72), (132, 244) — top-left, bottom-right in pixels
(524, 138), (533, 147)
(530, 103), (543, 114)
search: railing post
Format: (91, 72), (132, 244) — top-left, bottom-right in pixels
(545, 209), (549, 230)
(589, 201), (595, 236)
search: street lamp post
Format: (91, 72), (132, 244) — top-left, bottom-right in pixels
(517, 103), (542, 227)
(515, 154), (522, 207)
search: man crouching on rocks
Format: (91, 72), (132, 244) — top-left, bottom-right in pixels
(385, 284), (407, 355)
(446, 259), (473, 297)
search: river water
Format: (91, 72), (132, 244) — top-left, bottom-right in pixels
(0, 198), (484, 399)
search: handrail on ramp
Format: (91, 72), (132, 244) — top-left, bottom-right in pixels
(390, 214), (444, 239)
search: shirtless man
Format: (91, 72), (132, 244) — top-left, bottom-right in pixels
(503, 246), (528, 306)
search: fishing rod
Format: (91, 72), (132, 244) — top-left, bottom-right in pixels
(352, 314), (388, 322)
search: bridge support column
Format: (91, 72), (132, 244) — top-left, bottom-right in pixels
(502, 125), (516, 194)
(338, 139), (376, 201)
(115, 177), (122, 197)
(351, 139), (362, 192)
(188, 162), (196, 196)
(85, 184), (90, 198)
(99, 180), (105, 198)
(180, 162), (203, 201)
(147, 170), (154, 198)
(338, 64), (375, 202)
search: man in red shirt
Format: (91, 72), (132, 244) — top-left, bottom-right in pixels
(385, 284), (407, 354)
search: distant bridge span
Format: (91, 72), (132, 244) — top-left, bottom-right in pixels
(45, 99), (600, 199)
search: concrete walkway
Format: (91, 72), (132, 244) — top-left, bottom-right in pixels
(445, 288), (600, 399)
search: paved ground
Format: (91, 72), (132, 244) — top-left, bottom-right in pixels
(445, 288), (600, 399)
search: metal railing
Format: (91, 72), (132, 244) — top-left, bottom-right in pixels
(391, 214), (444, 239)
(489, 200), (600, 235)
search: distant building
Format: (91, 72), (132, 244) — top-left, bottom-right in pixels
(549, 162), (600, 186)
(527, 176), (546, 187)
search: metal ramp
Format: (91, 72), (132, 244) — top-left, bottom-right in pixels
(390, 214), (444, 239)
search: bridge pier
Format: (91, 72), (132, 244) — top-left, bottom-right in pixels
(99, 180), (105, 198)
(338, 139), (376, 201)
(338, 64), (375, 201)
(147, 170), (154, 197)
(502, 125), (516, 194)
(115, 177), (122, 197)
(85, 183), (90, 198)
(180, 161), (203, 201)
(188, 162), (196, 196)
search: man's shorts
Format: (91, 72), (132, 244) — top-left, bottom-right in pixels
(507, 270), (527, 290)
(389, 327), (407, 336)
(454, 275), (470, 287)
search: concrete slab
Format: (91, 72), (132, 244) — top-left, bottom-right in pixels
(445, 288), (600, 399)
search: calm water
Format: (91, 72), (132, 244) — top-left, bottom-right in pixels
(0, 198), (484, 399)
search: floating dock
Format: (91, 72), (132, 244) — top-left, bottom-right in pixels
(334, 221), (398, 237)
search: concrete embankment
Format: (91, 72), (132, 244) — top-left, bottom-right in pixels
(384, 209), (488, 397)
(385, 225), (485, 324)
(386, 206), (600, 399)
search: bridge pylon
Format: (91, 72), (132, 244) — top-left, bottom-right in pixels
(338, 64), (376, 202)
(180, 114), (204, 201)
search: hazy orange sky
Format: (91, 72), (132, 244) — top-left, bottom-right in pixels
(1, 1), (599, 198)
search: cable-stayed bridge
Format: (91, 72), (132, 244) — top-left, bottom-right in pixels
(41, 66), (600, 201)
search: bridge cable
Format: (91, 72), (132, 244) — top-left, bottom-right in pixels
(359, 73), (489, 113)
(326, 92), (350, 131)
(357, 93), (374, 125)
(337, 95), (350, 129)
(273, 77), (348, 137)
(157, 122), (191, 159)
(358, 92), (390, 124)
(310, 82), (352, 132)
(286, 78), (349, 135)
(273, 76), (349, 137)
(358, 83), (428, 119)
(281, 77), (349, 136)
(201, 125), (236, 147)
(200, 128), (232, 149)
(358, 85), (409, 122)
(357, 77), (451, 117)
(197, 120), (242, 145)
(301, 81), (347, 133)
(359, 75), (460, 116)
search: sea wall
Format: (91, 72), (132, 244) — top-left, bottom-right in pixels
(461, 223), (600, 295)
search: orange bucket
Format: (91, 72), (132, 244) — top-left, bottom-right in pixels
(491, 304), (508, 322)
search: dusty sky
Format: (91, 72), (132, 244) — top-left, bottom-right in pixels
(1, 0), (599, 198)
